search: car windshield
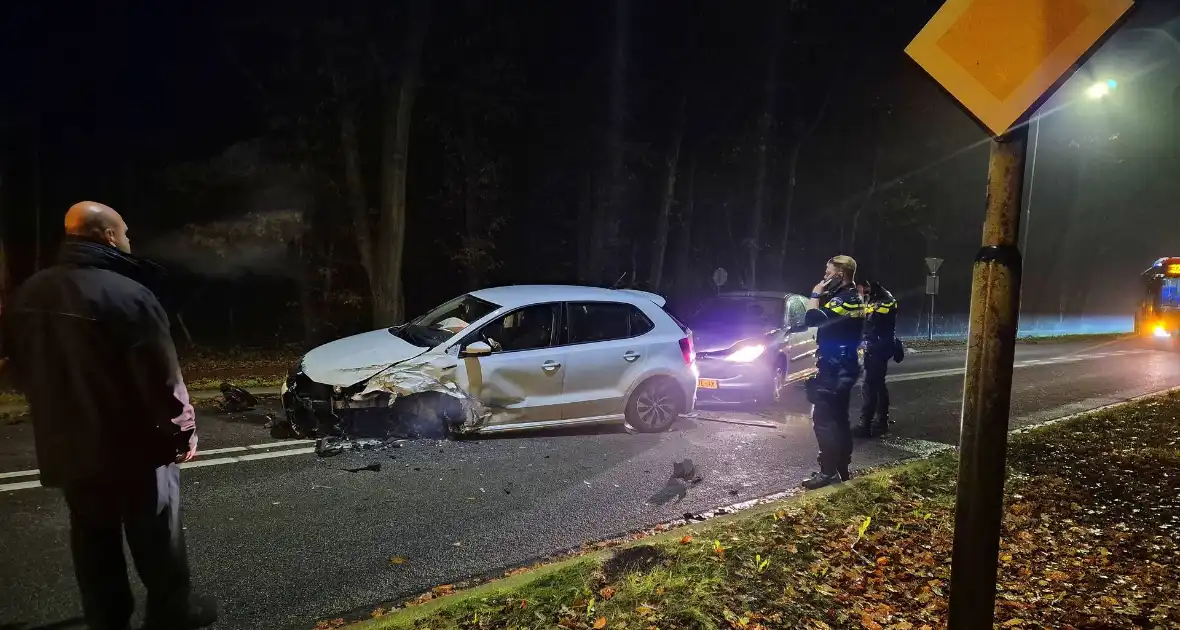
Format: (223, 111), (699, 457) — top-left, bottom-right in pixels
(688, 296), (784, 329)
(388, 294), (501, 348)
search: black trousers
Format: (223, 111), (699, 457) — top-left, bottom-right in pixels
(810, 358), (860, 476)
(62, 464), (192, 630)
(860, 352), (891, 427)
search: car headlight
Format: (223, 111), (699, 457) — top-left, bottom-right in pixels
(1153, 324), (1171, 338)
(725, 344), (766, 363)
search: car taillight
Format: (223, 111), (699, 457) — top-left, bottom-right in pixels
(679, 334), (695, 365)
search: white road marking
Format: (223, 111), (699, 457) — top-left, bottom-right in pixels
(0, 441), (317, 493)
(199, 440), (314, 456)
(181, 447), (316, 469)
(887, 368), (965, 383)
(0, 480), (43, 492)
(887, 349), (1151, 384)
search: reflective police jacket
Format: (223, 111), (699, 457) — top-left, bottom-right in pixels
(804, 284), (865, 360)
(863, 288), (898, 352)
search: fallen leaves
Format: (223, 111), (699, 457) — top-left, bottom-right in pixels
(593, 616), (608, 629)
(854, 516), (872, 547)
(389, 556), (407, 565)
(679, 534), (693, 544)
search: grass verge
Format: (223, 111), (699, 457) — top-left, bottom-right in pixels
(340, 391), (1180, 630)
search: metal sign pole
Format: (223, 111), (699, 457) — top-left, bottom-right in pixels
(928, 293), (935, 341)
(903, 2), (1135, 627)
(948, 126), (1028, 629)
(924, 257), (942, 342)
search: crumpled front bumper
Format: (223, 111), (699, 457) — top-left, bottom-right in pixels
(281, 371), (338, 438)
(280, 362), (493, 445)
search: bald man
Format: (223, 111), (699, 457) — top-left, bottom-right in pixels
(2, 202), (217, 630)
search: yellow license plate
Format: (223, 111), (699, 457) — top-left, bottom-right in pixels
(698, 378), (719, 389)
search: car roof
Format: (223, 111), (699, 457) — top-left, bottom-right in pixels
(469, 285), (666, 308)
(715, 290), (799, 299)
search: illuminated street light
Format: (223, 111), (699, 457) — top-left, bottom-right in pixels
(1086, 78), (1117, 100)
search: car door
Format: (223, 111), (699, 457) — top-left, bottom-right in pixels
(783, 294), (818, 381)
(559, 301), (653, 420)
(449, 302), (567, 425)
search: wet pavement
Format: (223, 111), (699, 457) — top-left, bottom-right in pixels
(1, 337), (1177, 630)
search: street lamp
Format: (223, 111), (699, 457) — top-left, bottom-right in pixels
(1086, 78), (1118, 99)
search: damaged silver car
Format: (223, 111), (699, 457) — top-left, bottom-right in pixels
(281, 285), (699, 446)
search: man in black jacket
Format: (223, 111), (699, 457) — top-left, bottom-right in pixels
(2, 202), (216, 630)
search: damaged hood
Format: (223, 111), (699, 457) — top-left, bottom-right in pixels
(301, 329), (431, 386)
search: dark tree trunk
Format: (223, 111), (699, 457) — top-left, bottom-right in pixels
(343, 6), (427, 328)
(462, 105), (483, 290)
(773, 91), (832, 283)
(649, 96), (685, 293)
(582, 0), (630, 285)
(673, 158), (697, 293)
(843, 113), (882, 257)
(747, 13), (784, 290)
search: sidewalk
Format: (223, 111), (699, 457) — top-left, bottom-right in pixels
(337, 390), (1180, 630)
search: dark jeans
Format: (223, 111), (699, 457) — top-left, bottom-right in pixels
(63, 464), (191, 630)
(810, 357), (860, 476)
(860, 352), (890, 427)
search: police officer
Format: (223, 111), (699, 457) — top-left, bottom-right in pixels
(801, 255), (865, 490)
(855, 279), (898, 438)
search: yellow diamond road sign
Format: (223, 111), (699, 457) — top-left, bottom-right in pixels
(906, 0), (1134, 136)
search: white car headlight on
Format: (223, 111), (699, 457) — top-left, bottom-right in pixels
(725, 344), (766, 363)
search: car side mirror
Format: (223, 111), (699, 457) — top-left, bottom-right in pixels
(461, 341), (493, 357)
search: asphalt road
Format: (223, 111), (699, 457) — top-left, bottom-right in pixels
(1, 337), (1177, 630)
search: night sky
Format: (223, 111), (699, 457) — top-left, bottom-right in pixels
(2, 0), (1179, 345)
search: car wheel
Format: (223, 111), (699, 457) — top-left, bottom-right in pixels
(625, 378), (683, 433)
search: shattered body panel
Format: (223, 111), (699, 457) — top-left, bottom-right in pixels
(284, 358), (494, 453)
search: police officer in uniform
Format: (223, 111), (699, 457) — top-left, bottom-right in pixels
(801, 255), (865, 490)
(855, 279), (898, 438)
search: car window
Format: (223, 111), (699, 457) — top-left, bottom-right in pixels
(630, 308), (655, 335)
(786, 295), (808, 329)
(476, 303), (559, 352)
(567, 302), (651, 344)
